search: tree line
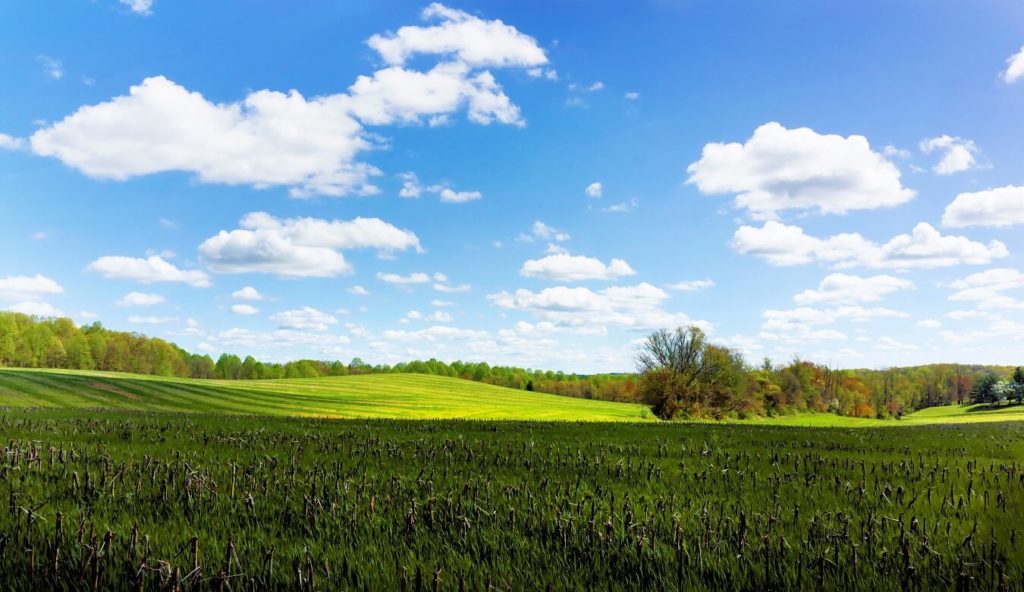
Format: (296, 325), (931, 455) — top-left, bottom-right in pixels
(1, 312), (1020, 420)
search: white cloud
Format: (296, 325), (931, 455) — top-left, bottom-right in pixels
(116, 291), (165, 307)
(732, 221), (1008, 269)
(565, 97), (587, 109)
(232, 286), (264, 301)
(882, 145), (911, 159)
(397, 172), (481, 202)
(367, 3), (548, 68)
(128, 315), (176, 325)
(759, 305), (906, 344)
(942, 185), (1024, 228)
(585, 182), (602, 198)
(24, 5), (545, 197)
(1003, 46), (1024, 84)
(624, 91), (639, 100)
(378, 271), (431, 285)
(916, 319), (942, 329)
(199, 212), (420, 277)
(349, 285), (371, 296)
(586, 81), (605, 91)
(86, 255), (211, 287)
(437, 187), (482, 203)
(793, 273), (913, 305)
(919, 135), (980, 175)
(687, 122), (914, 219)
(0, 274), (64, 302)
(30, 76), (378, 198)
(231, 304), (260, 315)
(270, 307), (337, 331)
(431, 299), (454, 307)
(667, 279), (714, 292)
(0, 133), (26, 151)
(38, 55), (63, 80)
(520, 253), (636, 281)
(488, 282), (701, 332)
(159, 218), (178, 230)
(518, 221), (569, 243)
(7, 302), (63, 317)
(946, 268), (1024, 310)
(398, 172), (422, 197)
(120, 0), (154, 15)
(382, 325), (488, 341)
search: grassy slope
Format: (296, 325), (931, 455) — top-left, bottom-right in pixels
(0, 368), (654, 421)
(2, 367), (1023, 426)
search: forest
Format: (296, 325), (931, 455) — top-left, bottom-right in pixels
(1, 311), (1021, 421)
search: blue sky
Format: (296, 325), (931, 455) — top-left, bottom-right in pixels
(2, 0), (1023, 372)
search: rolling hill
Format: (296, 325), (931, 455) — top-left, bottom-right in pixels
(0, 368), (655, 421)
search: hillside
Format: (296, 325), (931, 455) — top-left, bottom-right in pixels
(0, 368), (654, 421)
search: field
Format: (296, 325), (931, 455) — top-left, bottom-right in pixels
(3, 369), (1024, 590)
(1, 408), (1023, 590)
(0, 368), (654, 422)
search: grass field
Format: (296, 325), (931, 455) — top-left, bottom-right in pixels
(0, 367), (654, 421)
(1, 408), (1023, 590)
(4, 367), (1024, 426)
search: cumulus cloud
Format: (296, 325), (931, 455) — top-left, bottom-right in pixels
(732, 221), (1008, 269)
(231, 304), (260, 315)
(488, 282), (701, 332)
(624, 91), (639, 100)
(793, 273), (914, 305)
(946, 268), (1024, 310)
(437, 187), (481, 203)
(199, 212), (421, 277)
(942, 185), (1024, 228)
(270, 307), (337, 331)
(759, 305), (906, 344)
(86, 255), (211, 287)
(520, 253), (636, 281)
(687, 122), (914, 219)
(116, 291), (165, 307)
(0, 274), (64, 302)
(518, 221), (570, 243)
(0, 133), (26, 151)
(397, 173), (481, 202)
(349, 285), (371, 296)
(368, 3), (548, 68)
(1003, 46), (1024, 84)
(8, 302), (63, 317)
(919, 135), (980, 175)
(232, 286), (264, 301)
(667, 279), (714, 292)
(0, 275), (64, 317)
(21, 4), (544, 197)
(585, 182), (602, 198)
(377, 271), (431, 285)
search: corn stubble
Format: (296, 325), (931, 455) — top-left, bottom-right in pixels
(1, 410), (1022, 590)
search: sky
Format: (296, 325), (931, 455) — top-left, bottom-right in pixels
(1, 0), (1023, 373)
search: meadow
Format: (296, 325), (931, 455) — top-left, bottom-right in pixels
(3, 369), (1024, 590)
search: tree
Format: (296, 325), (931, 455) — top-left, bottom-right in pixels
(636, 326), (739, 419)
(971, 374), (1000, 405)
(1012, 367), (1024, 405)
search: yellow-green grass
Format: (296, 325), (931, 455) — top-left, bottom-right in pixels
(0, 367), (654, 421)
(708, 401), (1024, 427)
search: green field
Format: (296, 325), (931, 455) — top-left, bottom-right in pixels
(1, 408), (1022, 590)
(0, 368), (654, 421)
(4, 367), (1024, 427)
